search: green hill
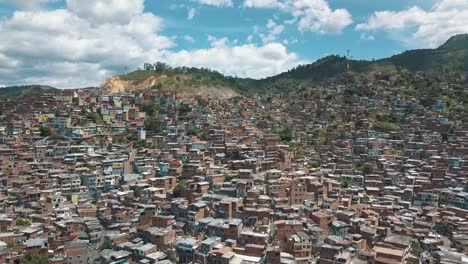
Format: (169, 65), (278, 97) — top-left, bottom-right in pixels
(0, 85), (59, 100)
(119, 34), (467, 94)
(264, 34), (468, 84)
(1, 34), (467, 99)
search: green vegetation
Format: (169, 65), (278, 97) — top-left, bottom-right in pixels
(173, 179), (188, 197)
(16, 217), (31, 226)
(224, 175), (233, 182)
(197, 98), (207, 107)
(226, 148), (244, 160)
(199, 131), (209, 141)
(362, 195), (370, 203)
(340, 180), (349, 188)
(353, 161), (363, 171)
(133, 140), (152, 149)
(373, 121), (400, 132)
(39, 126), (52, 137)
(411, 241), (423, 257)
(310, 128), (327, 145)
(141, 103), (160, 117)
(186, 128), (198, 136)
(278, 126), (293, 142)
(144, 118), (161, 133)
(178, 104), (191, 114)
(0, 85), (58, 100)
(87, 112), (104, 125)
(23, 254), (48, 264)
(308, 160), (321, 168)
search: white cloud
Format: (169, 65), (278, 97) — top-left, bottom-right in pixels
(0, 0), (306, 88)
(260, 19), (285, 44)
(184, 35), (195, 43)
(187, 8), (196, 20)
(360, 33), (375, 41)
(0, 0), (58, 10)
(356, 0), (468, 47)
(66, 0), (145, 25)
(244, 0), (353, 34)
(0, 0), (172, 88)
(163, 36), (307, 79)
(244, 0), (283, 8)
(194, 0), (233, 7)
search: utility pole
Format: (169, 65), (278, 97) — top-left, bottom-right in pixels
(346, 49), (350, 72)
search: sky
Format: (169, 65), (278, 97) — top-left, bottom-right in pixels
(0, 0), (467, 88)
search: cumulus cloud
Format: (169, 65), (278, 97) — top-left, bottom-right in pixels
(163, 36), (307, 79)
(356, 0), (468, 48)
(193, 0), (233, 7)
(0, 0), (305, 88)
(184, 35), (195, 43)
(66, 0), (147, 25)
(0, 0), (58, 10)
(260, 19), (285, 44)
(0, 0), (172, 88)
(187, 8), (196, 20)
(244, 0), (284, 8)
(360, 33), (375, 41)
(244, 0), (352, 34)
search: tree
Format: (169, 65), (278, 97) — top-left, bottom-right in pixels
(340, 180), (349, 188)
(141, 103), (159, 117)
(197, 98), (207, 107)
(87, 112), (104, 125)
(186, 128), (197, 136)
(278, 126), (293, 142)
(16, 217), (31, 226)
(144, 118), (161, 133)
(200, 131), (209, 141)
(410, 241), (423, 257)
(224, 176), (233, 182)
(23, 253), (48, 264)
(362, 195), (370, 203)
(308, 160), (321, 168)
(39, 126), (52, 137)
(178, 104), (191, 114)
(173, 180), (188, 197)
(133, 140), (150, 148)
(226, 148), (244, 160)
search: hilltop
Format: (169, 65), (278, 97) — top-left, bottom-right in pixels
(99, 67), (240, 98)
(1, 34), (467, 99)
(263, 34), (468, 84)
(98, 34), (468, 95)
(0, 85), (59, 100)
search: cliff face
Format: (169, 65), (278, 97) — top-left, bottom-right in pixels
(99, 75), (167, 94)
(98, 74), (239, 98)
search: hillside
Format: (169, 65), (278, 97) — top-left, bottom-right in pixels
(1, 34), (467, 99)
(100, 34), (467, 95)
(266, 34), (468, 84)
(0, 85), (59, 100)
(99, 68), (239, 98)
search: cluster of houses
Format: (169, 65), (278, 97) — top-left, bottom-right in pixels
(0, 72), (466, 264)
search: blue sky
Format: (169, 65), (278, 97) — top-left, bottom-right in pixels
(153, 0), (437, 60)
(0, 0), (466, 88)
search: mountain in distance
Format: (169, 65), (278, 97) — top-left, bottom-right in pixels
(0, 85), (59, 100)
(265, 34), (468, 83)
(1, 34), (467, 99)
(100, 34), (468, 95)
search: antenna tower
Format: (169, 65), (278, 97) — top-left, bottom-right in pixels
(346, 49), (350, 72)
